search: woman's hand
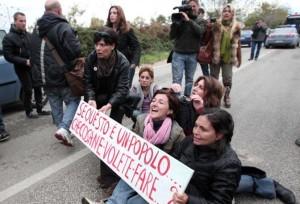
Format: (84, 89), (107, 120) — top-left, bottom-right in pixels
(88, 100), (97, 109)
(172, 192), (188, 204)
(170, 83), (182, 94)
(99, 103), (112, 113)
(190, 94), (204, 112)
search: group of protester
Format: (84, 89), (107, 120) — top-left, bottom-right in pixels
(0, 0), (297, 203)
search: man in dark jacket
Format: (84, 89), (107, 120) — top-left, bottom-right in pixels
(249, 19), (267, 61)
(170, 0), (205, 97)
(2, 12), (50, 118)
(31, 0), (81, 146)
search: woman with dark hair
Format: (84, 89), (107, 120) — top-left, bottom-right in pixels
(82, 88), (185, 204)
(174, 75), (224, 136)
(85, 26), (130, 189)
(172, 108), (241, 203)
(106, 5), (141, 88)
(210, 4), (242, 108)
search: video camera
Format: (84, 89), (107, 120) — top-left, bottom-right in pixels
(171, 0), (193, 24)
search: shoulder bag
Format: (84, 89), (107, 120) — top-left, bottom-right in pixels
(43, 37), (85, 96)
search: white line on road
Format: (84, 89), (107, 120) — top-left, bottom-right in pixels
(0, 148), (90, 203)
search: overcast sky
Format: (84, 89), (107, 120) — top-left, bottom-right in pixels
(0, 0), (299, 31)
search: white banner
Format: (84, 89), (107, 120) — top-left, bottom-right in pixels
(70, 101), (194, 204)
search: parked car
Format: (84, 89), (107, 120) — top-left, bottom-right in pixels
(240, 30), (253, 47)
(0, 29), (22, 106)
(0, 29), (47, 107)
(265, 27), (300, 48)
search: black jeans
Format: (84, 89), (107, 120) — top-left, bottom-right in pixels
(15, 68), (33, 114)
(15, 68), (44, 114)
(96, 95), (125, 183)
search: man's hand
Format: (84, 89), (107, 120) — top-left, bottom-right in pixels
(180, 12), (190, 21)
(172, 192), (188, 204)
(99, 103), (112, 113)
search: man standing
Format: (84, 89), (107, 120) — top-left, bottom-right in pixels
(0, 105), (9, 142)
(249, 19), (267, 61)
(2, 12), (49, 118)
(31, 0), (81, 146)
(170, 0), (205, 97)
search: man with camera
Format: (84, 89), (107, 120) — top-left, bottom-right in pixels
(170, 0), (205, 97)
(249, 19), (267, 61)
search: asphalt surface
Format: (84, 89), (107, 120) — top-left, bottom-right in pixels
(0, 46), (299, 204)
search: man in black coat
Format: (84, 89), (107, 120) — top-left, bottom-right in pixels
(2, 12), (50, 118)
(30, 0), (81, 146)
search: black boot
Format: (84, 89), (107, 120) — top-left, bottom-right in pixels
(274, 180), (296, 204)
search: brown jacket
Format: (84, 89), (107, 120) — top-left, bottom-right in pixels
(211, 20), (242, 67)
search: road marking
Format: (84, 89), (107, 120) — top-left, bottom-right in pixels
(0, 148), (90, 203)
(234, 50), (275, 73)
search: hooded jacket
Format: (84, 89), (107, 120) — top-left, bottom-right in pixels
(2, 24), (31, 71)
(30, 12), (81, 88)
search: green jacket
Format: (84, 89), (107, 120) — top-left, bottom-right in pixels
(170, 16), (206, 53)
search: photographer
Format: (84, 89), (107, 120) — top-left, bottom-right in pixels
(248, 19), (267, 61)
(170, 0), (205, 97)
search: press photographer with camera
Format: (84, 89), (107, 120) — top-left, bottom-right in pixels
(170, 0), (206, 97)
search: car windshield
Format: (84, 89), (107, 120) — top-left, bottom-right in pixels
(273, 28), (297, 34)
(0, 30), (6, 54)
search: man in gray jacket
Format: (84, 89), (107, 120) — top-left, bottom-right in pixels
(249, 19), (267, 61)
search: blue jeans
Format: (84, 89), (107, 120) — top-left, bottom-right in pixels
(250, 41), (263, 59)
(0, 105), (5, 132)
(172, 52), (197, 97)
(46, 87), (80, 131)
(106, 180), (147, 204)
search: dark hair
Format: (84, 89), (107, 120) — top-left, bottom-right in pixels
(152, 88), (180, 119)
(106, 5), (130, 33)
(139, 65), (154, 79)
(202, 108), (234, 143)
(94, 27), (118, 46)
(13, 12), (25, 21)
(194, 76), (223, 107)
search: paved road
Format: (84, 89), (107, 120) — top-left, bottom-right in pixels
(0, 47), (299, 204)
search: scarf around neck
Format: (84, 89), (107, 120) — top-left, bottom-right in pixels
(96, 51), (116, 78)
(143, 114), (172, 145)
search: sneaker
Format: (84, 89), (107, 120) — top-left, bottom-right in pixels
(55, 128), (73, 147)
(37, 110), (51, 116)
(26, 112), (39, 119)
(295, 138), (300, 147)
(0, 130), (10, 142)
(81, 197), (105, 204)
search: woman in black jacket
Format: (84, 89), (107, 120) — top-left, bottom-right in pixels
(172, 108), (241, 204)
(84, 27), (129, 189)
(106, 5), (141, 88)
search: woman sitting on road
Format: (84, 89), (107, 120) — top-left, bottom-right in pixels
(82, 88), (185, 204)
(174, 75), (223, 136)
(172, 108), (241, 203)
(129, 65), (160, 119)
